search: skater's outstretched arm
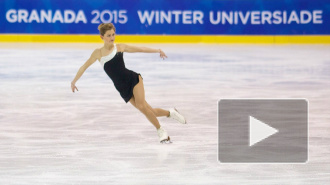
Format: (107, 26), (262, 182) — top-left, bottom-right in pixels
(117, 44), (167, 60)
(71, 49), (99, 92)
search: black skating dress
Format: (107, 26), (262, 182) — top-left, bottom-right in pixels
(99, 44), (141, 103)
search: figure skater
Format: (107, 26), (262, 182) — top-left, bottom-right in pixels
(71, 23), (186, 143)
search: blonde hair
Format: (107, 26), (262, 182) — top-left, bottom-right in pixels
(98, 23), (116, 36)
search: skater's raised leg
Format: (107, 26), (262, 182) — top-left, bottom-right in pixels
(145, 102), (170, 117)
(168, 108), (187, 124)
(130, 97), (170, 118)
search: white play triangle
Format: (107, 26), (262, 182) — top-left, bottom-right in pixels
(249, 116), (278, 147)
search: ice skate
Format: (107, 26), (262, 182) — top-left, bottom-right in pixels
(157, 126), (172, 144)
(168, 108), (187, 124)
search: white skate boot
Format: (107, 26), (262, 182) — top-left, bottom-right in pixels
(168, 108), (187, 124)
(157, 126), (172, 144)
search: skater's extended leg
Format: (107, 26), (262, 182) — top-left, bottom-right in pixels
(168, 108), (187, 124)
(145, 101), (170, 117)
(130, 96), (170, 117)
(130, 75), (161, 129)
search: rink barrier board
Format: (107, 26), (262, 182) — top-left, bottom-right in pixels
(1, 0), (330, 35)
(0, 34), (329, 44)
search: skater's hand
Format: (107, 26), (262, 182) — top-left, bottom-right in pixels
(71, 82), (78, 93)
(159, 49), (167, 60)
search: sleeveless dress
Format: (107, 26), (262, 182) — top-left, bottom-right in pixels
(99, 44), (141, 103)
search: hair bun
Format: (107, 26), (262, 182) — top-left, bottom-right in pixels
(98, 23), (116, 36)
(98, 23), (105, 31)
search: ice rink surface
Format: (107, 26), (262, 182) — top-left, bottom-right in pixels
(0, 43), (329, 184)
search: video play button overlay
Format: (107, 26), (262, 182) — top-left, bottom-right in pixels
(218, 99), (308, 163)
(249, 116), (278, 147)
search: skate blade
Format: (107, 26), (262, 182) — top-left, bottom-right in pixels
(160, 136), (172, 144)
(174, 108), (187, 124)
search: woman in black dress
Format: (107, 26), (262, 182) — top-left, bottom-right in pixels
(71, 23), (186, 143)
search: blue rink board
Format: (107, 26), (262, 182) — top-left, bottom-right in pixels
(0, 0), (329, 35)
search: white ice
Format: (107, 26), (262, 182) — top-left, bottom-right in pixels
(0, 43), (330, 184)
